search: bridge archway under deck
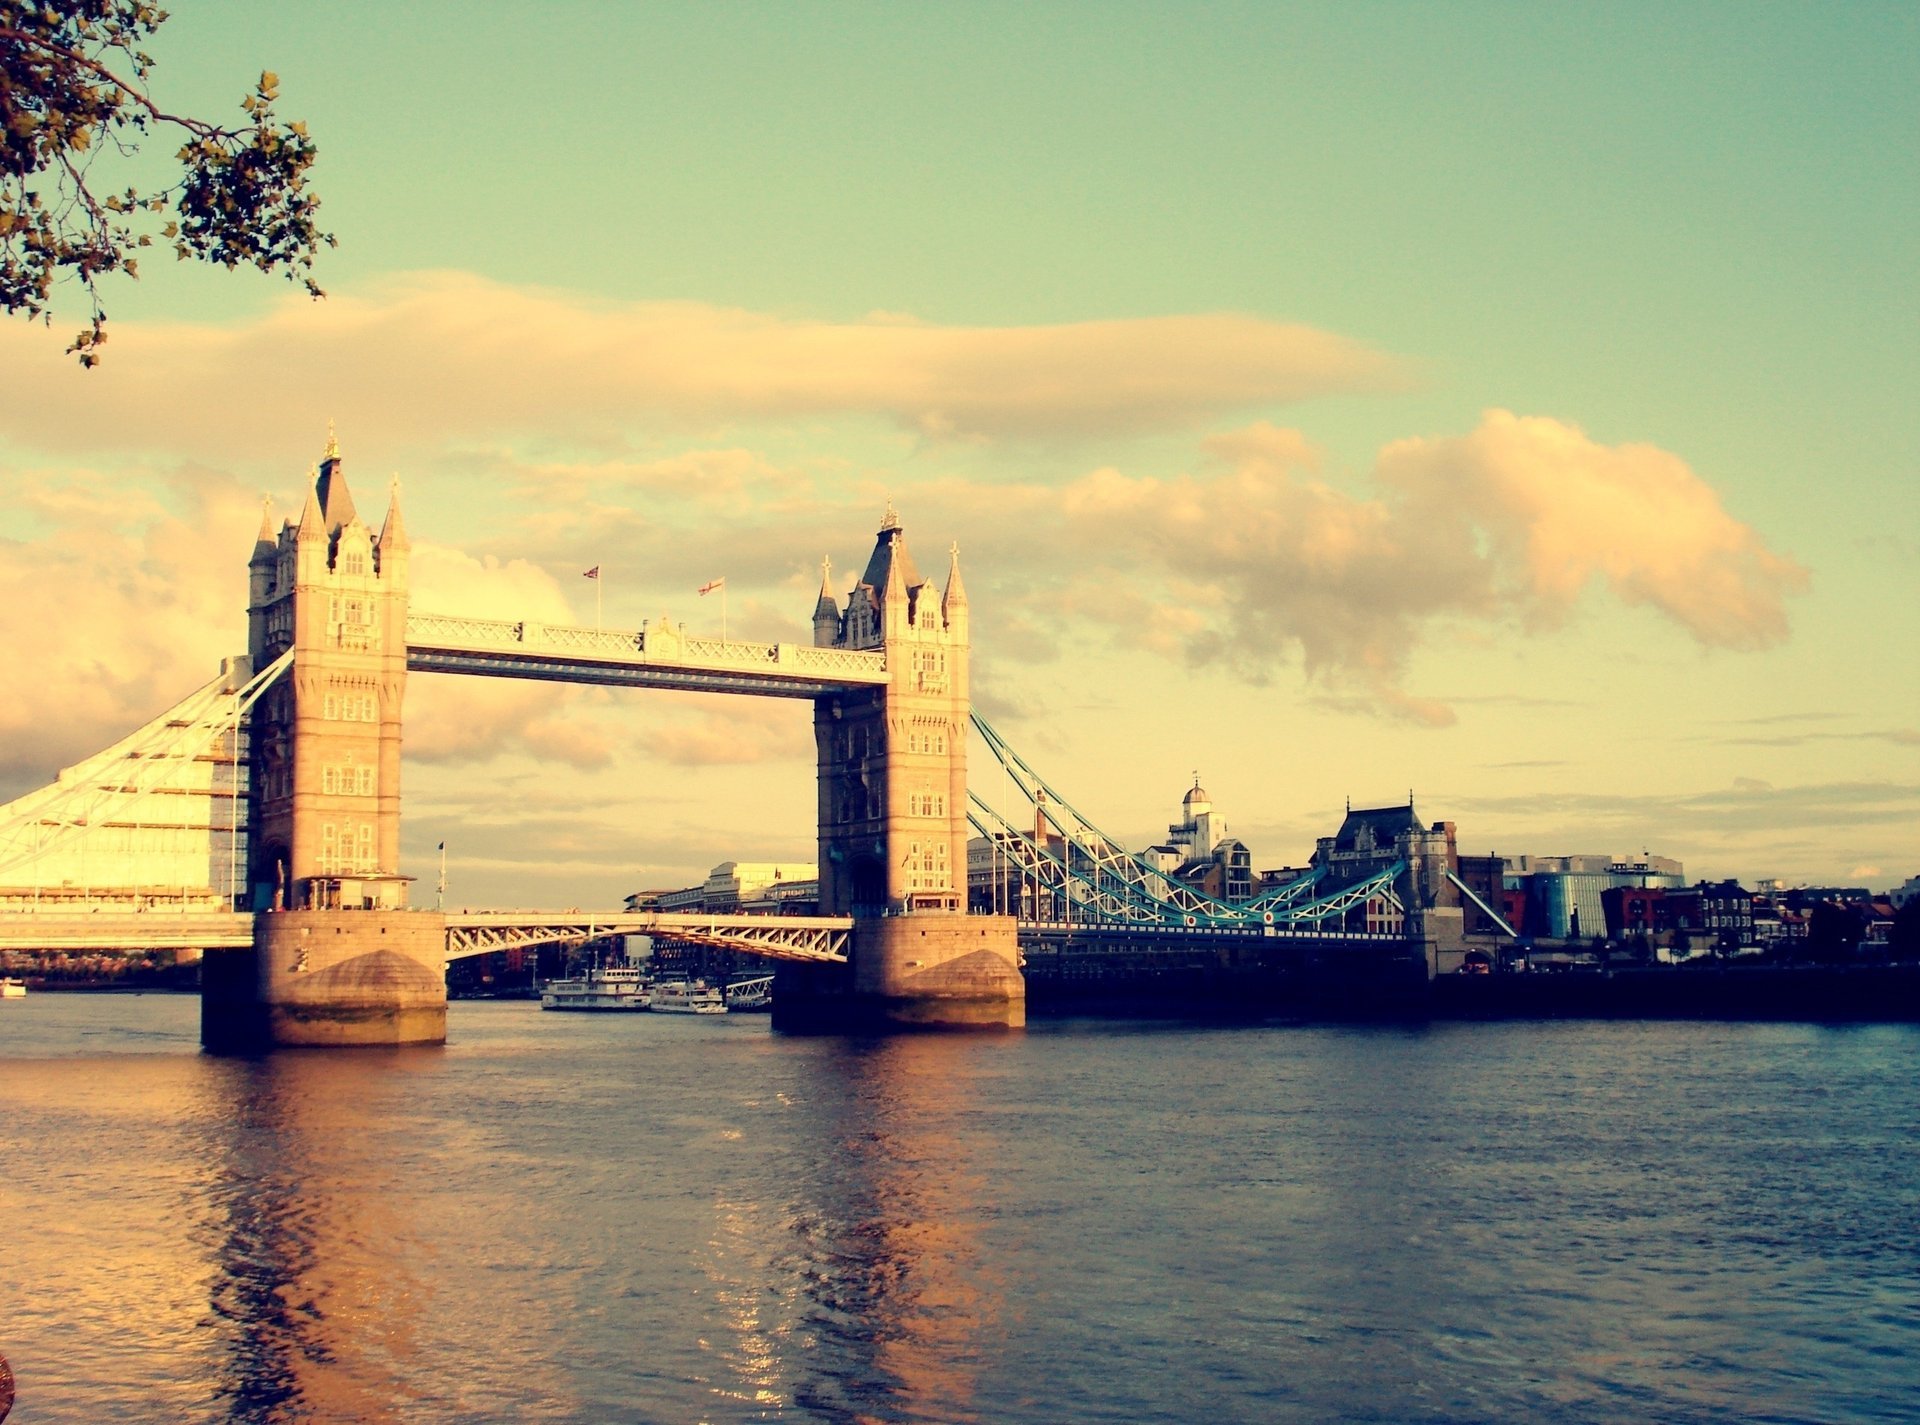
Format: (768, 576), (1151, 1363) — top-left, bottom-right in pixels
(207, 447), (1021, 1048)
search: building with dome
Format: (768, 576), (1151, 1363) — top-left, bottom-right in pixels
(1147, 776), (1253, 902)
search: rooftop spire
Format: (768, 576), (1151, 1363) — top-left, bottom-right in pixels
(941, 540), (968, 613)
(377, 473), (410, 552)
(250, 496), (278, 563)
(295, 472), (326, 542)
(315, 423), (357, 533)
(858, 503), (921, 610)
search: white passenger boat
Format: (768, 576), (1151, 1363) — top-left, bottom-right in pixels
(724, 975), (774, 1012)
(649, 980), (727, 1015)
(540, 963), (650, 1011)
(0, 977), (26, 998)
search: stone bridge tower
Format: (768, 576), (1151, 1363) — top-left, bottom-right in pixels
(787, 507), (1023, 1029)
(244, 435), (411, 913)
(205, 436), (445, 1050)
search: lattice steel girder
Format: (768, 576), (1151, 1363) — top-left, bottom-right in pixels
(443, 912), (851, 963)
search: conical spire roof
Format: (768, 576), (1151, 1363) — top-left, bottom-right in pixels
(314, 426), (357, 535)
(941, 541), (968, 611)
(295, 476), (326, 542)
(858, 503), (924, 609)
(377, 476), (410, 552)
(813, 556), (837, 619)
(251, 497), (277, 562)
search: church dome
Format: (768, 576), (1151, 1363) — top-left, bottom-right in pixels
(1183, 781), (1210, 807)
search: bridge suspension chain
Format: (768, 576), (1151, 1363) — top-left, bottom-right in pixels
(967, 713), (1407, 932)
(0, 650), (294, 884)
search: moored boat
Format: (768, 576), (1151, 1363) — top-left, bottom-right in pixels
(649, 979), (727, 1015)
(0, 977), (26, 998)
(540, 963), (650, 1011)
(724, 975), (774, 1012)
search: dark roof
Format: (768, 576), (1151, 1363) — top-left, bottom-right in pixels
(857, 517), (926, 609)
(315, 455), (358, 534)
(1331, 804), (1420, 854)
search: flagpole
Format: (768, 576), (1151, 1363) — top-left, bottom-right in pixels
(596, 570), (603, 631)
(722, 581), (727, 643)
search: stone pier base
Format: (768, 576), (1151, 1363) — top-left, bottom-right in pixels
(202, 910), (448, 1051)
(773, 913), (1025, 1032)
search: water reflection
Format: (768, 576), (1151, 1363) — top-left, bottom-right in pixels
(192, 1051), (437, 1424)
(699, 1034), (1014, 1423)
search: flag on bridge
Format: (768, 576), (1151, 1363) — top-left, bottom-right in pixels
(699, 578), (725, 595)
(582, 566), (600, 579)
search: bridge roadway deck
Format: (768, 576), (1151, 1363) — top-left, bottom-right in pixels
(0, 911), (254, 952)
(444, 910), (853, 963)
(0, 909), (855, 963)
(406, 612), (888, 698)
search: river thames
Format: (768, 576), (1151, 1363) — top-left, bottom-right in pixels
(1, 997), (1915, 1424)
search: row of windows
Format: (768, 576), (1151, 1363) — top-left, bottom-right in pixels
(907, 791), (947, 817)
(328, 595), (377, 625)
(322, 692), (379, 722)
(903, 729), (950, 755)
(904, 839), (952, 891)
(321, 765), (376, 797)
(318, 821), (378, 875)
(912, 649), (949, 694)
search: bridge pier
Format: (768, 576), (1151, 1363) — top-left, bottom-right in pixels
(772, 912), (1024, 1032)
(202, 910), (447, 1051)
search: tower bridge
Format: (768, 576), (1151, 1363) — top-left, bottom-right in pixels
(0, 434), (1467, 1045)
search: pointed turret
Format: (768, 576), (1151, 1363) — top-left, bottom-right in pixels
(250, 497), (278, 565)
(941, 541), (968, 635)
(377, 476), (410, 554)
(295, 476), (326, 543)
(812, 556), (839, 646)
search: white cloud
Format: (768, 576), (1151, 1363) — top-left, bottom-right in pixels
(1044, 411), (1808, 722)
(1376, 410), (1810, 650)
(0, 467), (252, 789)
(0, 272), (1409, 457)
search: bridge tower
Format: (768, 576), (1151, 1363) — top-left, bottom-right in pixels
(202, 437), (446, 1049)
(781, 508), (1024, 1029)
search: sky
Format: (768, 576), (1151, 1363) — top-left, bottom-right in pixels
(1, 1), (1915, 904)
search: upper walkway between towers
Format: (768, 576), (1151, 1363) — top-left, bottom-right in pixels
(404, 612), (888, 698)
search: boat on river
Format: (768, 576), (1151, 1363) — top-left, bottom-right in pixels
(649, 980), (727, 1015)
(0, 977), (26, 998)
(540, 963), (650, 1011)
(724, 975), (774, 1012)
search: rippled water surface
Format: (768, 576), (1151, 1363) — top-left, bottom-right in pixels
(1, 996), (1916, 1423)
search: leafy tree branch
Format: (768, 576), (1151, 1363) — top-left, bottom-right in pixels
(1, 0), (333, 365)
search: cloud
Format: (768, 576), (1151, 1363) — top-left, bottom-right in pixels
(0, 404), (1811, 800)
(1375, 410), (1811, 650)
(0, 272), (1408, 456)
(0, 466), (253, 792)
(403, 545), (621, 770)
(1047, 411), (1808, 721)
